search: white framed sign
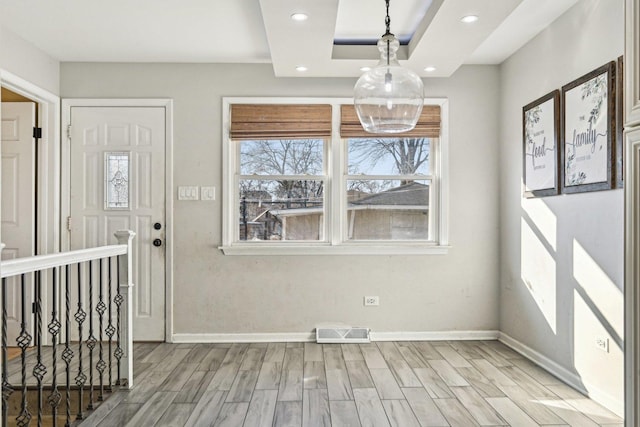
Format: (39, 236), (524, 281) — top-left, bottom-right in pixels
(561, 62), (615, 194)
(523, 90), (559, 197)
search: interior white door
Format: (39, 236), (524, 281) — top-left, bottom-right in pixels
(69, 106), (165, 341)
(1, 102), (36, 341)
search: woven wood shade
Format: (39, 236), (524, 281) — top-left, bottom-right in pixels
(230, 104), (332, 140)
(340, 104), (441, 138)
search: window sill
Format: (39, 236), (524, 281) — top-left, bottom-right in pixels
(219, 244), (450, 256)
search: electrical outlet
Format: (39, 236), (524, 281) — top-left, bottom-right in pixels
(364, 296), (379, 306)
(595, 337), (609, 353)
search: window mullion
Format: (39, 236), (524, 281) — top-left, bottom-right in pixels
(233, 173), (240, 242)
(330, 103), (343, 245)
(346, 174), (434, 181)
(238, 174), (324, 181)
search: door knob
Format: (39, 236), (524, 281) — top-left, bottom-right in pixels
(154, 222), (162, 230)
(153, 238), (162, 247)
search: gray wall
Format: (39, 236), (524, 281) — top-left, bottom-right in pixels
(0, 25), (60, 95)
(499, 0), (624, 410)
(61, 63), (501, 336)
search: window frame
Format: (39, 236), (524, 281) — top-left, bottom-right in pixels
(235, 139), (329, 243)
(221, 97), (450, 255)
(343, 139), (436, 243)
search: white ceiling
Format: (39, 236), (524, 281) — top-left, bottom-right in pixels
(0, 0), (579, 78)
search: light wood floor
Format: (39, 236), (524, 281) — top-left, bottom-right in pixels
(67, 340), (622, 426)
(6, 347), (22, 361)
(6, 343), (117, 387)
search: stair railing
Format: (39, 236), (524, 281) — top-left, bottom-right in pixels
(0, 230), (135, 426)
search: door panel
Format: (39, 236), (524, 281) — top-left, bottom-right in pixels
(1, 102), (36, 341)
(69, 106), (165, 341)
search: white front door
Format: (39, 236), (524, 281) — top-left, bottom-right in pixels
(1, 102), (36, 341)
(68, 106), (166, 341)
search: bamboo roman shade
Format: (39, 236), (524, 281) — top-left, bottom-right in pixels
(230, 104), (332, 140)
(340, 104), (441, 138)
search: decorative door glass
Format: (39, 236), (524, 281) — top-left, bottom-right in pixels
(105, 152), (130, 210)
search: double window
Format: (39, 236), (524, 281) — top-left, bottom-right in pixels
(222, 99), (449, 255)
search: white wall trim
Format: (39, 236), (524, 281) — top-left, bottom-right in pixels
(0, 70), (61, 254)
(625, 127), (640, 425)
(499, 332), (623, 417)
(60, 98), (175, 343)
(625, 0), (640, 126)
(371, 330), (499, 341)
(172, 330), (499, 344)
(219, 244), (450, 256)
(1, 69), (59, 104)
(1, 69), (61, 346)
(173, 333), (317, 343)
(498, 332), (587, 392)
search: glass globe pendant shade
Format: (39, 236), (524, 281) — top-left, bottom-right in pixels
(354, 34), (424, 133)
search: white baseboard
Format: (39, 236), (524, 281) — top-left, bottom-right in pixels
(370, 330), (500, 341)
(172, 332), (315, 343)
(172, 330), (499, 344)
(499, 332), (623, 418)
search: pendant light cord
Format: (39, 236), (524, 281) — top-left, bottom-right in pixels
(385, 0), (391, 36)
(385, 0), (391, 67)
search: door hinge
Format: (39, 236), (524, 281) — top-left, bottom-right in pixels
(66, 124), (72, 140)
(33, 127), (42, 139)
(66, 216), (72, 231)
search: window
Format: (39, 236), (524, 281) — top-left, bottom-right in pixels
(346, 138), (432, 241)
(239, 139), (326, 241)
(222, 98), (449, 255)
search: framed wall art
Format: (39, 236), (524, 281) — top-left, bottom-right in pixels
(616, 55), (624, 188)
(523, 90), (560, 198)
(561, 61), (616, 194)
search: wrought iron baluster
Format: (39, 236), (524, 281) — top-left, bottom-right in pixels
(96, 258), (107, 401)
(48, 267), (62, 427)
(74, 263), (86, 420)
(105, 257), (115, 392)
(2, 278), (14, 427)
(114, 256), (123, 386)
(16, 274), (32, 427)
(86, 260), (96, 410)
(62, 265), (73, 427)
(33, 270), (48, 427)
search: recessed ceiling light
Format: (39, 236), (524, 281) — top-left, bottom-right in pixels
(461, 15), (479, 23)
(424, 66), (436, 72)
(360, 66), (371, 72)
(291, 13), (308, 21)
(296, 65), (308, 72)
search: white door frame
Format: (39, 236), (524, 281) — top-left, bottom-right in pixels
(1, 69), (60, 259)
(1, 69), (60, 345)
(61, 98), (174, 343)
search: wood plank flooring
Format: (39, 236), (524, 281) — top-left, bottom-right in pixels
(8, 340), (623, 426)
(6, 347), (23, 361)
(6, 343), (118, 388)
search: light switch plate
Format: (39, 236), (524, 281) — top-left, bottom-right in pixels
(178, 186), (199, 200)
(201, 186), (216, 201)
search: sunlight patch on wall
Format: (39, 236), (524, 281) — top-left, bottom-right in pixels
(522, 198), (557, 251)
(573, 239), (623, 340)
(572, 239), (624, 406)
(574, 289), (624, 400)
(521, 217), (557, 334)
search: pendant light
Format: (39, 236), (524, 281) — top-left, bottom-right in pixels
(354, 0), (424, 133)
